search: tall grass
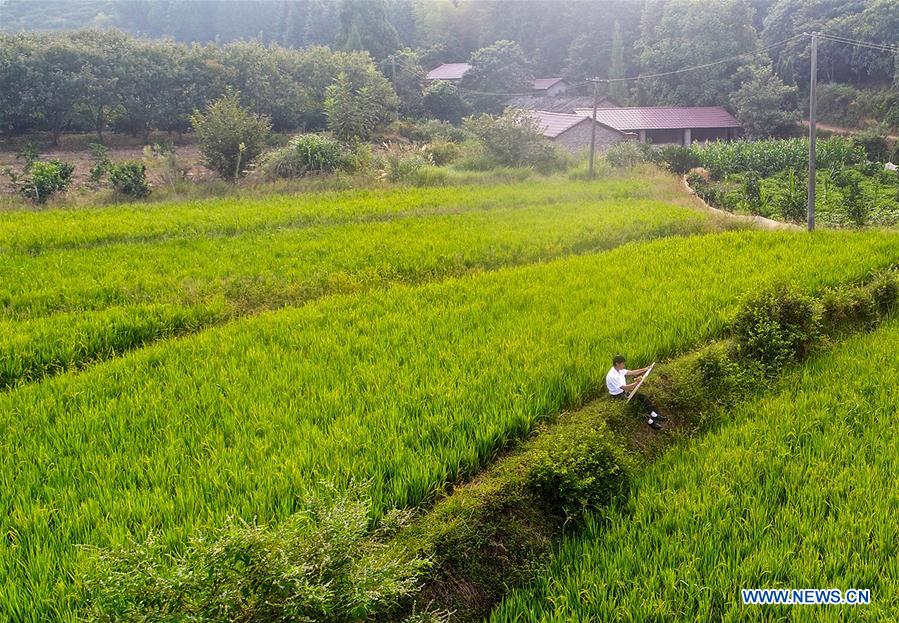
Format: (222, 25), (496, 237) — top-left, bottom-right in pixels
(2, 229), (897, 621)
(490, 317), (899, 622)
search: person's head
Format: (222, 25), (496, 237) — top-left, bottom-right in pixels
(613, 355), (626, 370)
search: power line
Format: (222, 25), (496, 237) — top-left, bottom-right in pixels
(589, 34), (806, 84)
(817, 33), (899, 55)
(396, 31), (895, 98)
(393, 54), (593, 97)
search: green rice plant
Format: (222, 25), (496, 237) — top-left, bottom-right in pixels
(0, 303), (223, 390)
(489, 317), (899, 622)
(0, 178), (671, 254)
(1, 195), (710, 387)
(1, 229), (897, 622)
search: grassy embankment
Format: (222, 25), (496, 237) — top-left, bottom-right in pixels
(490, 317), (899, 622)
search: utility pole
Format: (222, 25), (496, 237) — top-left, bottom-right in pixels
(807, 32), (818, 232)
(588, 79), (599, 178)
(390, 55), (399, 121)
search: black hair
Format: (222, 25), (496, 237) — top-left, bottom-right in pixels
(613, 355), (626, 366)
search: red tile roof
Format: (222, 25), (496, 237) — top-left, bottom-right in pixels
(505, 94), (619, 113)
(530, 110), (624, 139)
(425, 63), (471, 80)
(532, 78), (566, 91)
(573, 106), (741, 130)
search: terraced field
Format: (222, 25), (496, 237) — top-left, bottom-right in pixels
(1, 176), (709, 389)
(2, 172), (898, 621)
(490, 318), (899, 622)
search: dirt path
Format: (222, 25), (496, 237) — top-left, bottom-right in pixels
(800, 120), (899, 142)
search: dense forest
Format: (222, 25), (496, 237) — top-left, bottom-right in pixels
(0, 0), (896, 141)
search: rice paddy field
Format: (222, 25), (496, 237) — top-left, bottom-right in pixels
(2, 171), (899, 621)
(2, 176), (708, 389)
(489, 317), (899, 622)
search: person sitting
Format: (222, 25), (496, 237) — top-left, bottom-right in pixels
(606, 354), (667, 430)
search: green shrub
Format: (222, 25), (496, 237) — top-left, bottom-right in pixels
(421, 81), (469, 125)
(821, 272), (897, 331)
(390, 119), (466, 144)
(605, 140), (648, 168)
(19, 159), (75, 204)
(264, 134), (353, 179)
(652, 144), (700, 175)
(88, 143), (111, 183)
(775, 170), (807, 222)
(815, 83), (862, 128)
(528, 422), (629, 520)
(82, 484), (431, 623)
(821, 286), (879, 331)
(732, 287), (822, 370)
(865, 271), (899, 315)
(190, 91), (271, 181)
(463, 109), (569, 172)
(109, 161), (150, 198)
(382, 150), (429, 183)
(856, 125), (891, 163)
(421, 140), (462, 166)
(742, 171), (762, 214)
(694, 342), (757, 405)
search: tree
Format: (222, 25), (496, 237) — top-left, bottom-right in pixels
(324, 70), (398, 141)
(190, 91), (271, 180)
(608, 21), (627, 104)
(461, 40), (532, 113)
(732, 63), (799, 137)
(637, 0), (760, 107)
(27, 35), (88, 144)
(336, 0), (399, 59)
(380, 47), (424, 117)
(421, 81), (469, 125)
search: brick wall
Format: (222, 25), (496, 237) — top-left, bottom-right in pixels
(552, 122), (626, 155)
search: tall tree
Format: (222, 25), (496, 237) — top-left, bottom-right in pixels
(732, 61), (799, 137)
(461, 39), (533, 113)
(608, 21), (627, 104)
(637, 0), (761, 107)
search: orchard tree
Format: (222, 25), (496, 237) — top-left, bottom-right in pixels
(190, 91), (271, 180)
(381, 47), (425, 117)
(732, 63), (799, 137)
(29, 35), (88, 144)
(324, 69), (398, 141)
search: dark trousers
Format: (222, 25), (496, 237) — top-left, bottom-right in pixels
(612, 391), (657, 418)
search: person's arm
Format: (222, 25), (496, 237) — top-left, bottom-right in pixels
(624, 366), (649, 377)
(621, 379), (642, 392)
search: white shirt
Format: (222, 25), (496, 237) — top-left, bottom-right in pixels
(606, 366), (628, 396)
